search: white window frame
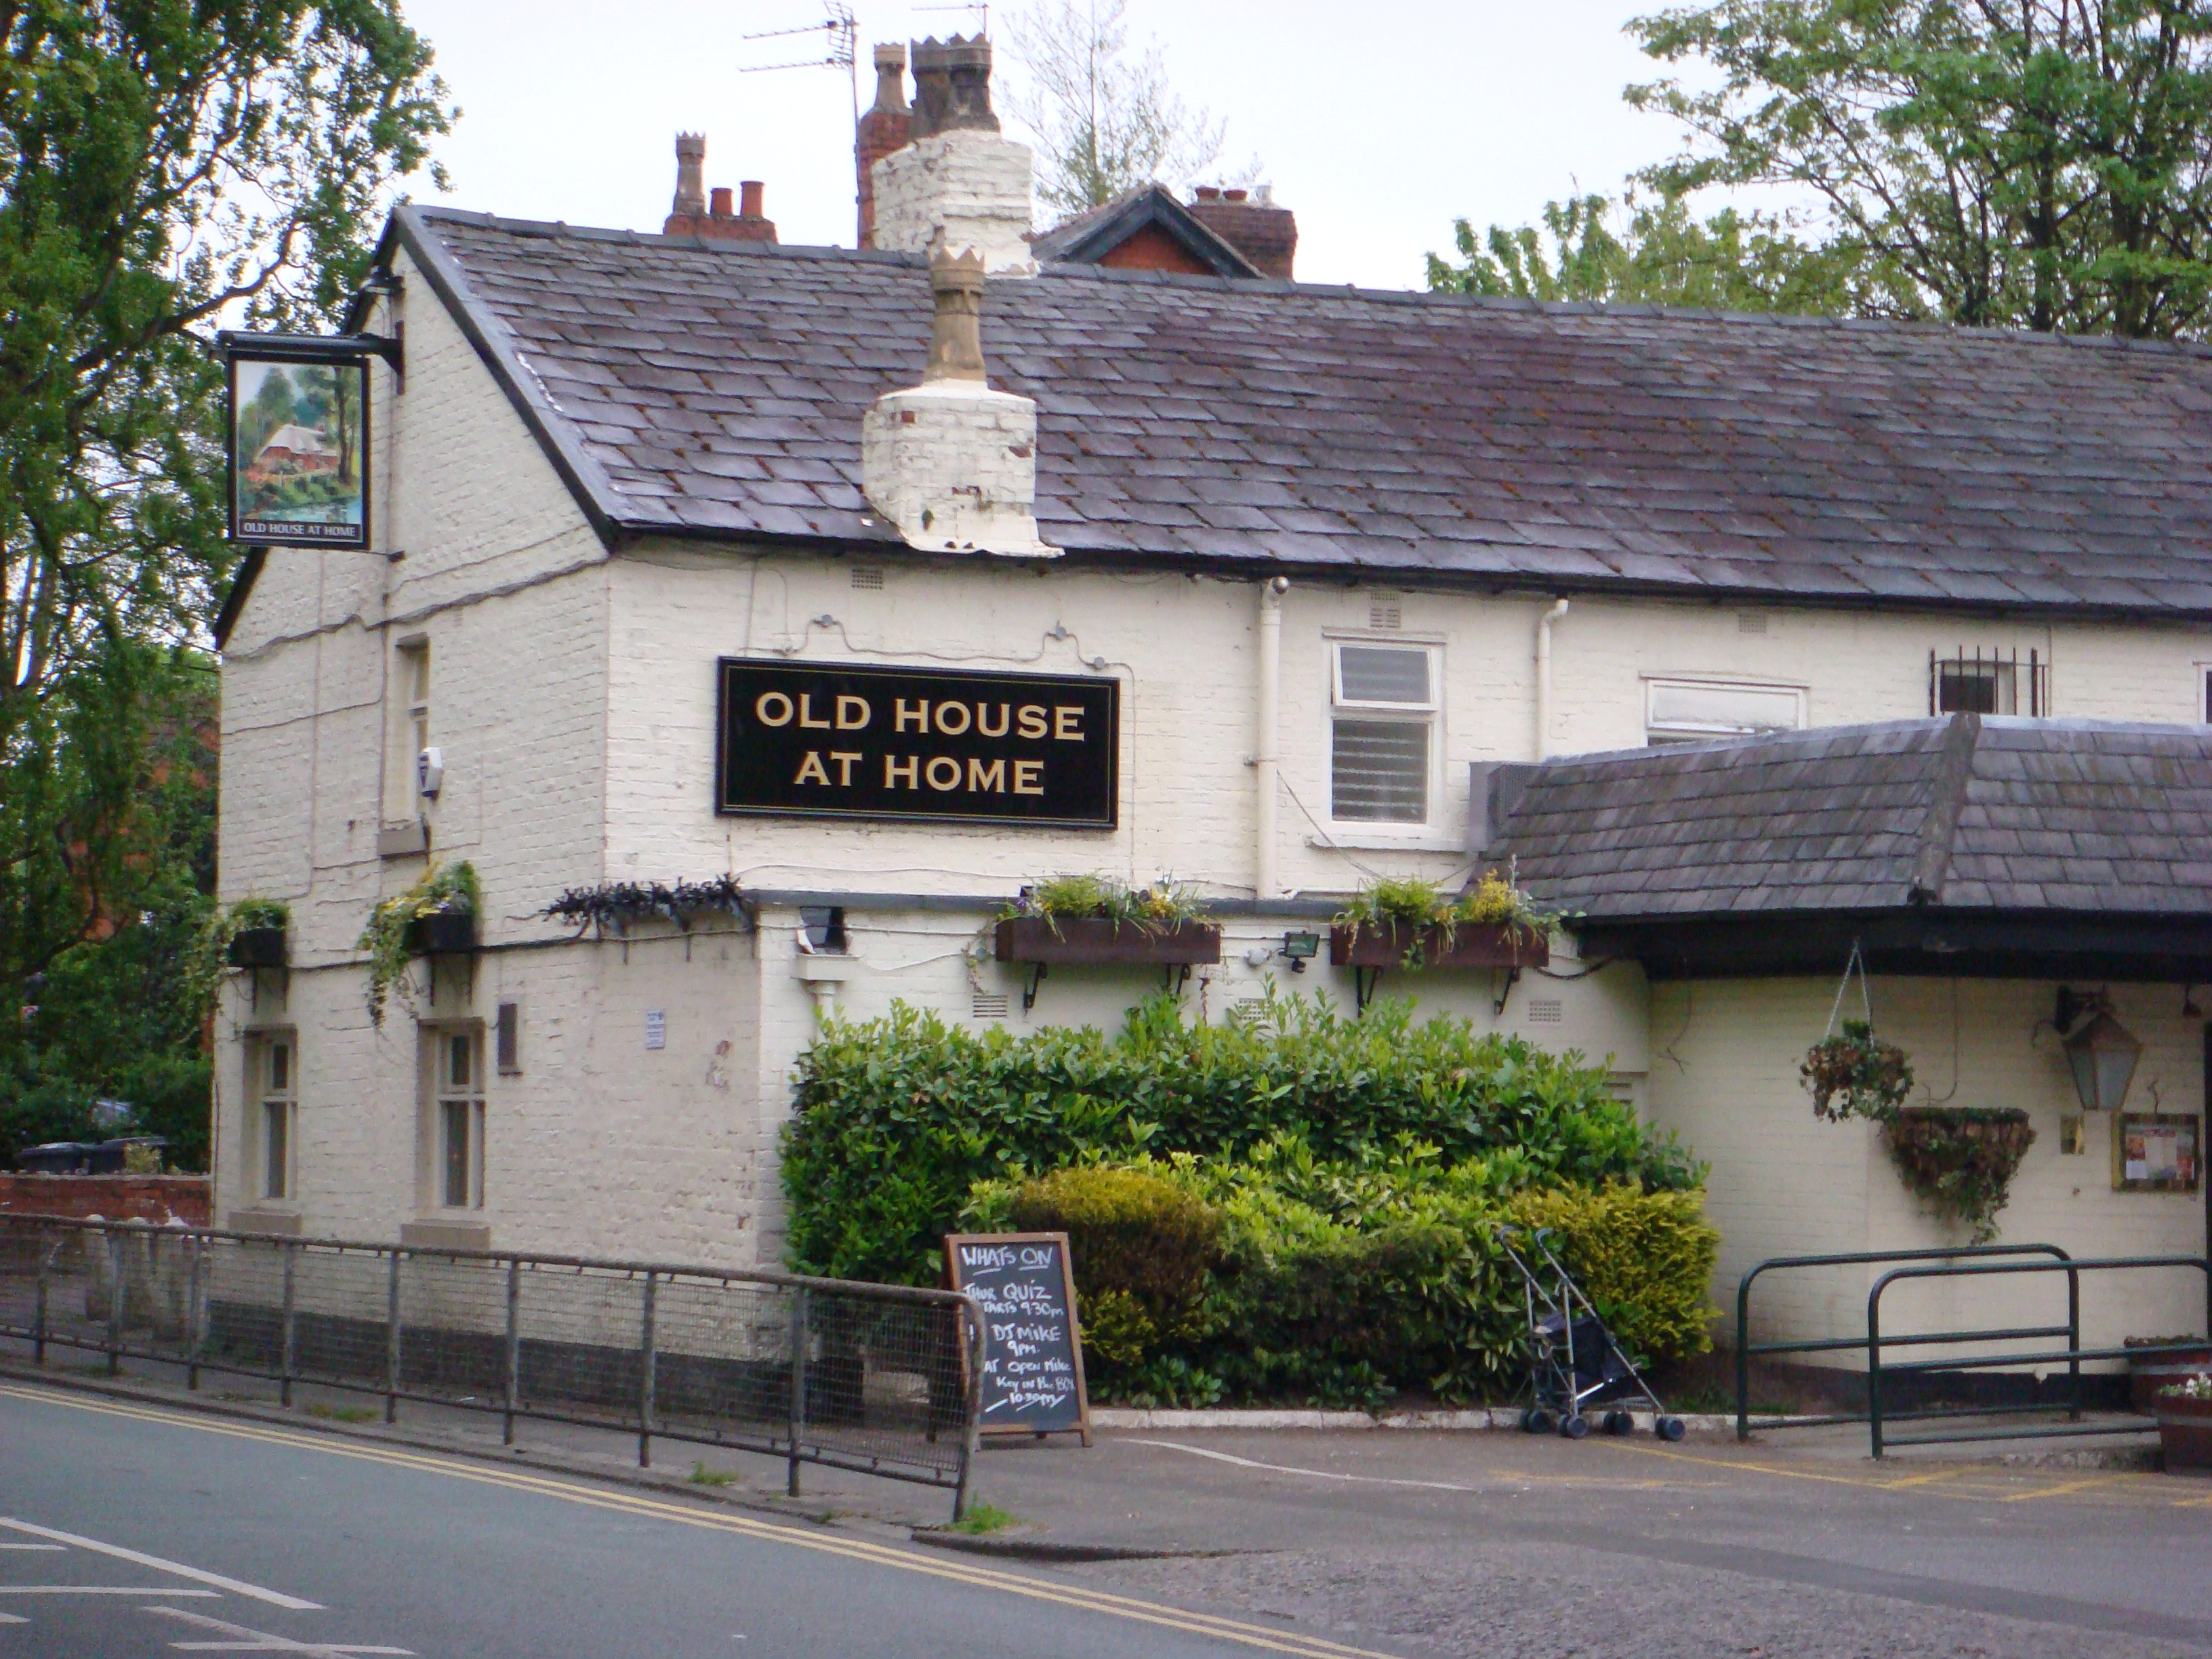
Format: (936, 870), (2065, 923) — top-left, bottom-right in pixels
(420, 1025), (486, 1214)
(387, 634), (430, 820)
(247, 1031), (298, 1206)
(1642, 675), (1808, 745)
(1325, 636), (1444, 838)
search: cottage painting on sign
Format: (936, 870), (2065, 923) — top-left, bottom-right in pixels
(718, 661), (1118, 827)
(228, 348), (369, 548)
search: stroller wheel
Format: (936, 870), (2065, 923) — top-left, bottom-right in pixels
(1523, 1408), (1554, 1435)
(1559, 1414), (1590, 1440)
(1603, 1410), (1635, 1436)
(1655, 1415), (1687, 1442)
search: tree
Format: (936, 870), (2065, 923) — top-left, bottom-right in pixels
(1427, 186), (1917, 313)
(1, 3), (450, 1161)
(1002, 0), (1250, 215)
(1625, 0), (2212, 337)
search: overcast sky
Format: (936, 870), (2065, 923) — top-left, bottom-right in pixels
(397, 1), (1700, 291)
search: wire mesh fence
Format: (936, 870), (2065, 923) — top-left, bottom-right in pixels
(0, 1216), (983, 1515)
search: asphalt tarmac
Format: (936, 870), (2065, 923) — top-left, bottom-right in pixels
(0, 1382), (1351, 1659)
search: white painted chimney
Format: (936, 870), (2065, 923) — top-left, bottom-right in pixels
(862, 247), (1057, 558)
(871, 36), (1036, 276)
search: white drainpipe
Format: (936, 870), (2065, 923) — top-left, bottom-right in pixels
(1534, 598), (1570, 760)
(1255, 576), (1289, 899)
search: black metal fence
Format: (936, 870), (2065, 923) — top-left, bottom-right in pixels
(0, 1217), (984, 1517)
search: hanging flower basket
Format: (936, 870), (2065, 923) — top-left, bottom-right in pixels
(1802, 1021), (1915, 1123)
(1885, 1107), (2036, 1244)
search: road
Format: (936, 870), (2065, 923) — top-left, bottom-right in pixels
(0, 1382), (1366, 1659)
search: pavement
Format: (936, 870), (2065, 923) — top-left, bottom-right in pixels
(3, 1353), (2209, 1657)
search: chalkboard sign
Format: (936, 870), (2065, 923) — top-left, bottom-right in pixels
(944, 1231), (1091, 1443)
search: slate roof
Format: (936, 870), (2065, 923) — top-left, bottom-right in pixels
(387, 205), (2212, 616)
(1491, 715), (2212, 921)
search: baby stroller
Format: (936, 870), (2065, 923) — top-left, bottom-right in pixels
(1496, 1224), (1685, 1441)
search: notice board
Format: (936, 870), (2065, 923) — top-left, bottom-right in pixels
(943, 1231), (1091, 1443)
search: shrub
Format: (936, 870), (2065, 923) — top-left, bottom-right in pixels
(783, 991), (1700, 1286)
(1505, 1181), (1720, 1361)
(958, 1139), (1721, 1407)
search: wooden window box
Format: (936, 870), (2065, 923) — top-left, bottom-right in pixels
(1328, 921), (1549, 970)
(407, 912), (478, 956)
(994, 917), (1222, 966)
(226, 927), (289, 969)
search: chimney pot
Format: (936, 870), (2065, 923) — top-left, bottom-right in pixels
(710, 186), (734, 218)
(871, 42), (909, 111)
(671, 132), (707, 218)
(739, 180), (765, 219)
(924, 246), (990, 384)
(1225, 188), (1249, 203)
(1194, 186), (1223, 202)
(909, 35), (999, 139)
(856, 42), (914, 248)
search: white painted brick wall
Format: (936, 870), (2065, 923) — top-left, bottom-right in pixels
(871, 131), (1036, 274)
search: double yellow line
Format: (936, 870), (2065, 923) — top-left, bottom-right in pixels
(0, 1383), (1395, 1659)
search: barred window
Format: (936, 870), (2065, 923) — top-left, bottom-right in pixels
(1331, 644), (1436, 824)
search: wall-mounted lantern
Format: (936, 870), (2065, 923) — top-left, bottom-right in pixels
(2057, 988), (2142, 1113)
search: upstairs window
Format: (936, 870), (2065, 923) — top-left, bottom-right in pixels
(1645, 679), (1806, 745)
(1330, 643), (1437, 824)
(1931, 647), (2045, 716)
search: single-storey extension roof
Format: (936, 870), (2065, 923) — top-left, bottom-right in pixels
(384, 205), (2212, 617)
(1488, 715), (2212, 979)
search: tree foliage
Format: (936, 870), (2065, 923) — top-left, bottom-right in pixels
(1625, 0), (2212, 335)
(1003, 0), (1248, 214)
(1, 3), (450, 1156)
(1427, 186), (1914, 312)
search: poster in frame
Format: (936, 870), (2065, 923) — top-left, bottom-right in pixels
(226, 345), (371, 548)
(2113, 1112), (2200, 1193)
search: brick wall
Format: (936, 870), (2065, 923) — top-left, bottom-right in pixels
(0, 1175), (211, 1225)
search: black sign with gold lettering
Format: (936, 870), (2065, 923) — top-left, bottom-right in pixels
(716, 660), (1119, 827)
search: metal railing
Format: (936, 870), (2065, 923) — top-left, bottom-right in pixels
(0, 1216), (985, 1517)
(1734, 1243), (2075, 1442)
(1868, 1254), (2212, 1456)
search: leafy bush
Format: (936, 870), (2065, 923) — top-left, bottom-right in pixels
(1008, 1168), (1223, 1322)
(966, 1139), (1719, 1406)
(1504, 1181), (1720, 1362)
(783, 991), (1699, 1287)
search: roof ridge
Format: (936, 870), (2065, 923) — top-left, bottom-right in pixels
(400, 204), (2212, 361)
(1908, 712), (1980, 903)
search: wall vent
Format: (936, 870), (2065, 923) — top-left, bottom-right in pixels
(851, 565), (886, 590)
(1370, 593), (1404, 631)
(971, 991), (1009, 1021)
(1228, 998), (1273, 1033)
(1738, 612), (1768, 635)
(1526, 998), (1563, 1024)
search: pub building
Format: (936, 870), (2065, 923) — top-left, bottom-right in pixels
(216, 37), (2211, 1369)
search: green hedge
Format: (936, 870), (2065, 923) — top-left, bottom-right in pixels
(964, 1141), (1719, 1407)
(781, 989), (1704, 1284)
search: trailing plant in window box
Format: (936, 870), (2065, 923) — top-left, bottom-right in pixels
(188, 898), (293, 1002)
(357, 862), (480, 1025)
(996, 874), (1221, 964)
(544, 877), (748, 937)
(1801, 1021), (1915, 1123)
(1885, 1107), (2036, 1244)
(1330, 872), (1551, 970)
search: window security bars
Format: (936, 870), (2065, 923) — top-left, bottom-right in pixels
(1929, 647), (2047, 717)
(0, 1216), (987, 1519)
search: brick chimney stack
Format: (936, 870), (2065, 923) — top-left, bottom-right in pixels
(870, 36), (1036, 275)
(861, 246), (1056, 557)
(856, 43), (911, 249)
(663, 134), (778, 243)
(1188, 185), (1298, 280)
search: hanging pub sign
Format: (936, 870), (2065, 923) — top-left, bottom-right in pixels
(222, 334), (374, 549)
(717, 660), (1119, 827)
